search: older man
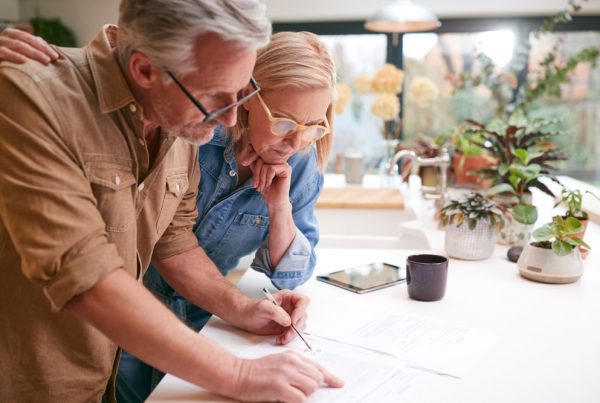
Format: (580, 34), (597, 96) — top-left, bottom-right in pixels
(0, 1), (341, 402)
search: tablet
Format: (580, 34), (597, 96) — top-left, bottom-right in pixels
(316, 262), (406, 294)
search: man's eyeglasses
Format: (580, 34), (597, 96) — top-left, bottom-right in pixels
(255, 92), (330, 143)
(167, 71), (260, 123)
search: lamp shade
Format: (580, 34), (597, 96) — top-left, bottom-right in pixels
(365, 0), (441, 33)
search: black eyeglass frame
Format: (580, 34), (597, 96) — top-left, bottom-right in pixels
(166, 71), (260, 123)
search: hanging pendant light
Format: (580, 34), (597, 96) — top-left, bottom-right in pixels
(365, 0), (441, 33)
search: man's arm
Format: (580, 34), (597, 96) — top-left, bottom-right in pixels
(66, 267), (343, 402)
(65, 268), (237, 393)
(154, 246), (309, 344)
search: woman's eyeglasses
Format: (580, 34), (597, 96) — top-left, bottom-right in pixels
(255, 92), (330, 143)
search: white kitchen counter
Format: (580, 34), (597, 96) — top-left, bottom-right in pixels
(148, 175), (600, 403)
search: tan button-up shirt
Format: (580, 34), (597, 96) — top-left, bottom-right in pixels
(0, 26), (200, 402)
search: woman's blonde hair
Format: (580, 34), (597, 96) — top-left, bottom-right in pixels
(232, 31), (336, 171)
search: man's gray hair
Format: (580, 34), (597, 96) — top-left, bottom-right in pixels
(117, 0), (271, 76)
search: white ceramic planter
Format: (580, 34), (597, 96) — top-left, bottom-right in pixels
(445, 221), (496, 260)
(497, 220), (534, 246)
(517, 243), (584, 284)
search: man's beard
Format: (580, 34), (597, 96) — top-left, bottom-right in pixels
(164, 123), (216, 146)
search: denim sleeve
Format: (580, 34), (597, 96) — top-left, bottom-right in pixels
(250, 227), (312, 289)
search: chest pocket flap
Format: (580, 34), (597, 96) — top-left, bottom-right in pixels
(87, 163), (137, 232)
(89, 166), (136, 190)
(157, 173), (190, 234)
(166, 174), (189, 197)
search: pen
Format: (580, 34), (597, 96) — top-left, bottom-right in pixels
(261, 287), (314, 353)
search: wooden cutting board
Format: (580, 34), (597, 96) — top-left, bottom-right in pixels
(316, 188), (404, 209)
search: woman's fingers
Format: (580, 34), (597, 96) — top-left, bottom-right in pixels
(0, 28), (58, 64)
(251, 158), (264, 189)
(0, 46), (28, 64)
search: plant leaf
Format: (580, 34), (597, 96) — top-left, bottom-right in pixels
(533, 224), (554, 241)
(563, 216), (584, 234)
(489, 183), (515, 196)
(513, 204), (538, 224)
(566, 237), (591, 250)
(552, 239), (573, 256)
(513, 148), (528, 164)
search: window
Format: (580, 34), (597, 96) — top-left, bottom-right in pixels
(320, 34), (389, 172)
(275, 17), (600, 182)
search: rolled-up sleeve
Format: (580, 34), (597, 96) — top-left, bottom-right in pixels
(251, 228), (312, 289)
(152, 148), (201, 261)
(0, 67), (124, 311)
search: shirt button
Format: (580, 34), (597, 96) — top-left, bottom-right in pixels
(129, 103), (137, 113)
(138, 182), (145, 191)
(138, 138), (145, 146)
(254, 217), (262, 225)
(115, 174), (121, 186)
(229, 169), (236, 177)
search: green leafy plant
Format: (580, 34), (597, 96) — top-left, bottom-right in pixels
(396, 136), (440, 158)
(466, 119), (566, 224)
(454, 131), (484, 157)
(554, 188), (600, 220)
(448, 124), (495, 175)
(454, 0), (599, 120)
(30, 17), (77, 47)
(439, 192), (505, 231)
(532, 216), (591, 256)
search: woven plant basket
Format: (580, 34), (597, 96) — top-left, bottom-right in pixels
(445, 220), (496, 260)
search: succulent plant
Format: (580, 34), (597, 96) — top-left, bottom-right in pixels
(439, 192), (506, 231)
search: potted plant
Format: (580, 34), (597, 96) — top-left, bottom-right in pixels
(439, 192), (505, 260)
(517, 216), (591, 283)
(466, 118), (566, 245)
(449, 126), (495, 188)
(446, 2), (598, 232)
(553, 187), (600, 258)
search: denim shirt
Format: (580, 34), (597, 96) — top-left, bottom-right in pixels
(144, 127), (322, 327)
(193, 128), (322, 286)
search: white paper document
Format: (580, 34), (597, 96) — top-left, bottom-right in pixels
(238, 336), (421, 403)
(306, 300), (495, 378)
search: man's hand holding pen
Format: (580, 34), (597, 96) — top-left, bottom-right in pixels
(262, 288), (315, 352)
(237, 289), (310, 345)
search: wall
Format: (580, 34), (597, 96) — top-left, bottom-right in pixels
(19, 0), (119, 45)
(17, 0), (600, 46)
(1, 0), (20, 21)
(263, 0), (600, 22)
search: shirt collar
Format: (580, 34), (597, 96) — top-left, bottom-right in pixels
(206, 126), (238, 169)
(208, 126), (230, 147)
(86, 25), (136, 114)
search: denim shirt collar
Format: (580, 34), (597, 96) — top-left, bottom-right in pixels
(209, 126), (238, 173)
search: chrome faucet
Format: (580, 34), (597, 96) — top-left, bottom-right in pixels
(388, 147), (451, 201)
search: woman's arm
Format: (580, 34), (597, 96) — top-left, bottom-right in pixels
(241, 146), (322, 289)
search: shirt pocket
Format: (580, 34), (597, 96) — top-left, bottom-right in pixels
(157, 172), (190, 235)
(210, 213), (270, 259)
(88, 163), (137, 232)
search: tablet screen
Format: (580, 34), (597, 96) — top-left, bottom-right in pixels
(316, 262), (406, 293)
